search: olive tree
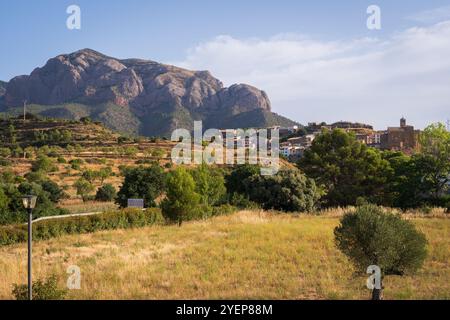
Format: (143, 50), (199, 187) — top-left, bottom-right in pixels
(334, 205), (427, 299)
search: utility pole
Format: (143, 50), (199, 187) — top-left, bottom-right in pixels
(446, 119), (450, 132)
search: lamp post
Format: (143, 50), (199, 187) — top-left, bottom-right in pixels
(22, 195), (37, 301)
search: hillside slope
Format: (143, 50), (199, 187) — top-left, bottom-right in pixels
(0, 116), (120, 148)
(2, 49), (299, 137)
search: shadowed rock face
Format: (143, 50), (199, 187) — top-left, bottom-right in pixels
(0, 81), (6, 98)
(3, 49), (296, 136)
(5, 49), (271, 112)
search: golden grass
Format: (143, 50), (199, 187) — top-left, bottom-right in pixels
(0, 210), (448, 300)
(59, 201), (118, 214)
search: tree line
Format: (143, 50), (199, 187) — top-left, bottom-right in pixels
(298, 123), (450, 210)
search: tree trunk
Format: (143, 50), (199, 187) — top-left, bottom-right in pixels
(371, 278), (383, 300)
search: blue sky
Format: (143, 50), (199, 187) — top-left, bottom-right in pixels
(1, 0), (450, 128)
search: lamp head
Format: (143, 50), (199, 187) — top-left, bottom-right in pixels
(22, 195), (37, 210)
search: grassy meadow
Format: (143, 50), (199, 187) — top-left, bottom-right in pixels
(0, 210), (448, 300)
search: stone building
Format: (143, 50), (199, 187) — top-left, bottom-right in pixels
(380, 118), (420, 154)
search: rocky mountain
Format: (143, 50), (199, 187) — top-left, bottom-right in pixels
(1, 49), (298, 137)
(0, 81), (6, 99)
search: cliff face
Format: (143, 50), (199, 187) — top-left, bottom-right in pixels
(3, 49), (296, 136)
(0, 81), (6, 98)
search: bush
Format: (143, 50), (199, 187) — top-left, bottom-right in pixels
(57, 157), (66, 164)
(116, 164), (166, 208)
(69, 158), (84, 170)
(334, 205), (427, 276)
(229, 193), (260, 210)
(1, 182), (69, 225)
(241, 169), (323, 212)
(40, 180), (65, 203)
(211, 204), (238, 217)
(32, 155), (57, 173)
(95, 184), (117, 202)
(24, 171), (46, 183)
(225, 164), (260, 195)
(74, 178), (95, 202)
(0, 147), (11, 158)
(0, 208), (164, 246)
(12, 275), (67, 300)
(0, 158), (12, 167)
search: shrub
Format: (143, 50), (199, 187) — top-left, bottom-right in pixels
(74, 178), (95, 202)
(0, 147), (11, 158)
(40, 180), (65, 203)
(164, 162), (172, 169)
(57, 157), (66, 164)
(334, 205), (428, 298)
(225, 164), (260, 195)
(69, 158), (84, 170)
(0, 158), (12, 167)
(0, 208), (164, 246)
(24, 171), (46, 183)
(32, 155), (57, 173)
(229, 193), (260, 210)
(95, 184), (117, 202)
(12, 275), (67, 300)
(211, 204), (238, 217)
(116, 164), (166, 208)
(242, 169), (323, 212)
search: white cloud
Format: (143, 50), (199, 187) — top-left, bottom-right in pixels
(407, 5), (450, 23)
(173, 21), (450, 129)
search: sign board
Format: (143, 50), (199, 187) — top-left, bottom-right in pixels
(127, 199), (144, 209)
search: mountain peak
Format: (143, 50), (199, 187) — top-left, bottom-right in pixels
(2, 49), (298, 136)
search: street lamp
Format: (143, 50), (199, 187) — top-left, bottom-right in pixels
(22, 195), (37, 301)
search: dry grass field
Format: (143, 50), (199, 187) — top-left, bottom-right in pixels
(0, 210), (448, 300)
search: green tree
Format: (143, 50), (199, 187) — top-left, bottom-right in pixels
(11, 146), (23, 158)
(6, 124), (16, 144)
(95, 184), (117, 202)
(151, 148), (166, 158)
(18, 182), (68, 220)
(0, 147), (11, 158)
(32, 155), (56, 173)
(243, 169), (323, 212)
(190, 164), (226, 206)
(162, 167), (200, 226)
(298, 129), (392, 207)
(334, 205), (427, 299)
(0, 187), (10, 212)
(116, 164), (166, 208)
(417, 123), (450, 200)
(98, 167), (113, 185)
(81, 169), (98, 184)
(225, 164), (260, 195)
(24, 146), (35, 159)
(40, 180), (65, 203)
(382, 151), (420, 208)
(74, 178), (95, 202)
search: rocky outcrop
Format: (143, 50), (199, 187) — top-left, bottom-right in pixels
(3, 49), (297, 136)
(0, 81), (6, 98)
